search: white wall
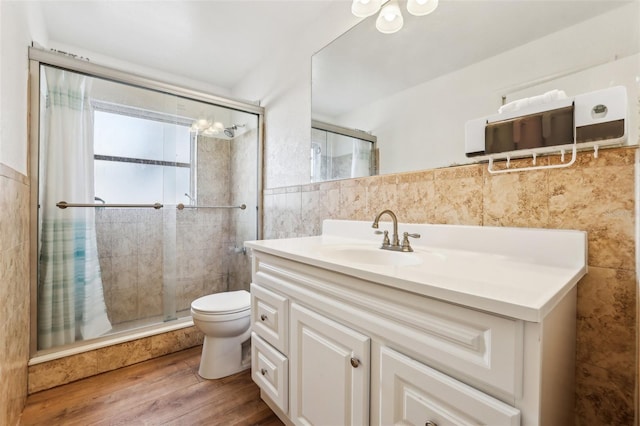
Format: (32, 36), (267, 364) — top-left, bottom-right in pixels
(0, 1), (47, 174)
(232, 2), (359, 189)
(333, 3), (640, 175)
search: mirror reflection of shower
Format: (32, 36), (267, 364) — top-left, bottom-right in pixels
(311, 120), (376, 182)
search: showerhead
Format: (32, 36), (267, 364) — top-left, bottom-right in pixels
(223, 124), (245, 138)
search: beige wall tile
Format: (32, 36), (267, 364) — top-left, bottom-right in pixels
(576, 267), (636, 378)
(549, 163), (635, 270)
(396, 170), (435, 224)
(0, 168), (30, 425)
(366, 175), (398, 220)
(150, 326), (204, 358)
(575, 362), (635, 425)
(96, 338), (153, 374)
(28, 351), (98, 394)
(433, 164), (483, 225)
(339, 178), (369, 220)
(482, 166), (549, 228)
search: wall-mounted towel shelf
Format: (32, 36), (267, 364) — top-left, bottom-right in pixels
(466, 86), (628, 174)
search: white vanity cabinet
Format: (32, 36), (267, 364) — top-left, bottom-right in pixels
(247, 220), (587, 426)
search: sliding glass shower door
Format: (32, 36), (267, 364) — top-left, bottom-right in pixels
(32, 58), (262, 353)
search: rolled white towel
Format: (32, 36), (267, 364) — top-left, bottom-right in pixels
(498, 89), (567, 114)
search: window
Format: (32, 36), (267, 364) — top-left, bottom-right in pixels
(93, 105), (193, 205)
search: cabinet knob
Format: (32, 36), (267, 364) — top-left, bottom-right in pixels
(350, 357), (360, 368)
(425, 422), (438, 426)
(260, 368), (267, 376)
(260, 314), (267, 321)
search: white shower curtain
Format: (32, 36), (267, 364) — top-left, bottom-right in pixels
(38, 67), (112, 349)
(350, 139), (371, 178)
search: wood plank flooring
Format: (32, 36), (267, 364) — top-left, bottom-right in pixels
(20, 346), (284, 426)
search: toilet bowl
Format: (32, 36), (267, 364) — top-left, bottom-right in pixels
(191, 290), (251, 379)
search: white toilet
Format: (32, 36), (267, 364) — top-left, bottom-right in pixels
(190, 290), (252, 379)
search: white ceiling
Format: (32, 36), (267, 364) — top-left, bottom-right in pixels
(37, 0), (636, 113)
(38, 0), (340, 91)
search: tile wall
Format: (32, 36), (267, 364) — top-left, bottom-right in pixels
(0, 165), (30, 425)
(263, 146), (637, 425)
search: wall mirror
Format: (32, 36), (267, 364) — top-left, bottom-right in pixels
(311, 0), (639, 181)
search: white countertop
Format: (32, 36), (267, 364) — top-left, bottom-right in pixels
(246, 220), (587, 322)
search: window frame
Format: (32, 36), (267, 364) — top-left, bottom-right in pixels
(91, 100), (197, 205)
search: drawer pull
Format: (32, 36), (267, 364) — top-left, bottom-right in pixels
(260, 368), (267, 376)
(260, 314), (268, 321)
(350, 357), (360, 368)
(425, 422), (438, 426)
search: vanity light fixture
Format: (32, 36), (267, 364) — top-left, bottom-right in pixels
(352, 0), (438, 34)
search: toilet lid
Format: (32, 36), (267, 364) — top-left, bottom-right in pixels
(191, 290), (250, 315)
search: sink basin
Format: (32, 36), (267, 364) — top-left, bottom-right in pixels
(317, 244), (425, 266)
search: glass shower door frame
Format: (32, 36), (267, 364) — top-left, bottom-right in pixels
(28, 47), (264, 358)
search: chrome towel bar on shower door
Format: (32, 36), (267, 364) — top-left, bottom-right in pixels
(56, 201), (164, 209)
(176, 203), (246, 210)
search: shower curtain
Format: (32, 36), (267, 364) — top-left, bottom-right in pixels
(38, 67), (112, 350)
(350, 139), (371, 178)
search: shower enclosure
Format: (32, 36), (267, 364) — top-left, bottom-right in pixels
(29, 49), (263, 355)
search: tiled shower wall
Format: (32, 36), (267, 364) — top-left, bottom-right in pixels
(0, 165), (30, 425)
(263, 146), (637, 425)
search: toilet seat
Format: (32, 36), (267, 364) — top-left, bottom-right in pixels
(191, 290), (250, 315)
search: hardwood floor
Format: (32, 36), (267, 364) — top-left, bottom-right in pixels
(20, 346), (284, 426)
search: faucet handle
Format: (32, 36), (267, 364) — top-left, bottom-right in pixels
(375, 230), (391, 247)
(401, 232), (421, 252)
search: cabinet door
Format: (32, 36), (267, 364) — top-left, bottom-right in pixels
(290, 303), (370, 426)
(378, 346), (520, 426)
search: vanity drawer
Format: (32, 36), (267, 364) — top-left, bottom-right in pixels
(251, 332), (288, 413)
(251, 282), (289, 354)
(379, 346), (521, 426)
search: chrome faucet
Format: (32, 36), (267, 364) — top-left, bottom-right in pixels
(371, 209), (420, 252)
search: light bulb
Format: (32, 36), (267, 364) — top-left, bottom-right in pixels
(194, 119), (210, 131)
(352, 0), (382, 18)
(376, 0), (403, 34)
(407, 0), (438, 16)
